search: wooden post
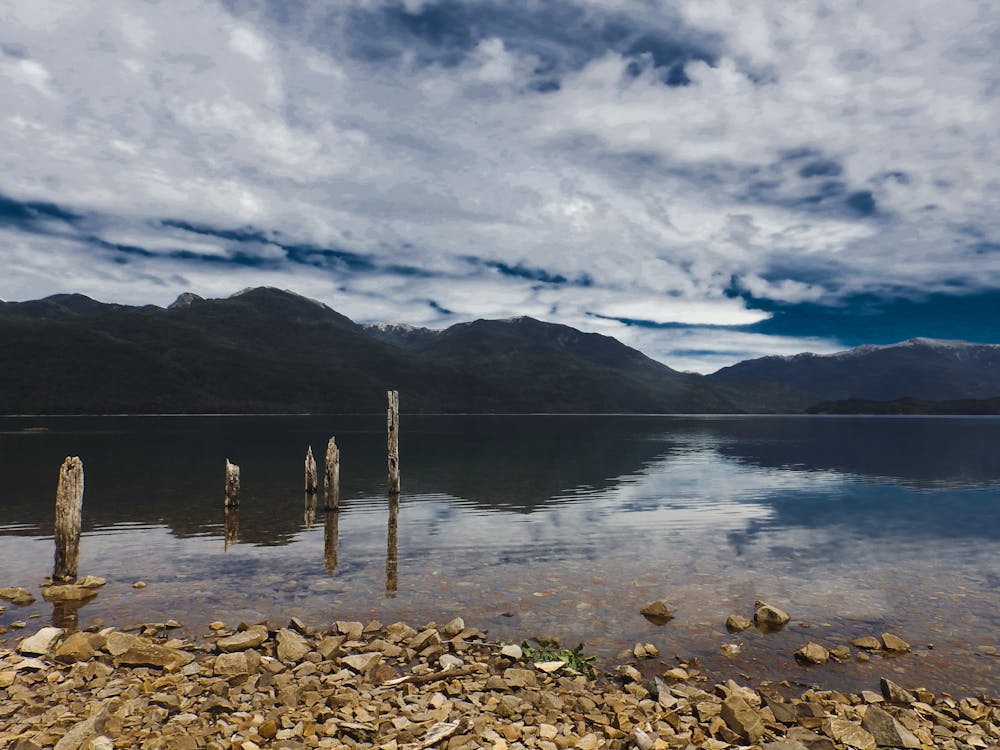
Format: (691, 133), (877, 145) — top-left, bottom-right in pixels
(224, 459), (240, 508)
(54, 456), (84, 582)
(224, 507), (239, 550)
(386, 493), (399, 596)
(324, 508), (339, 576)
(305, 446), (318, 494)
(387, 390), (400, 495)
(324, 437), (340, 511)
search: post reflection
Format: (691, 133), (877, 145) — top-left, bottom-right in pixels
(304, 492), (316, 528)
(224, 507), (239, 550)
(51, 598), (89, 630)
(324, 508), (339, 576)
(386, 494), (399, 597)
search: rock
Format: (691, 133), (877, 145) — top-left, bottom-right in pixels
(53, 701), (111, 750)
(721, 642), (742, 656)
(342, 652), (382, 675)
(881, 632), (911, 652)
(18, 626), (65, 655)
(217, 624), (268, 652)
(54, 631), (98, 663)
(852, 636), (881, 650)
(0, 670), (16, 687)
(439, 653), (463, 669)
(214, 649), (261, 676)
(0, 586), (36, 605)
(275, 628), (311, 663)
(105, 632), (194, 670)
(795, 642), (830, 665)
(533, 660), (565, 673)
(861, 704), (922, 748)
(76, 576), (107, 588)
(721, 694), (765, 743)
(259, 720), (278, 739)
(829, 645), (852, 662)
(385, 621), (418, 642)
(317, 635), (344, 659)
(336, 620), (365, 640)
(500, 644), (523, 659)
(440, 617), (465, 637)
(726, 614), (752, 632)
(823, 718), (876, 750)
(880, 677), (916, 704)
(619, 665), (642, 682)
(409, 628), (441, 650)
(42, 584), (99, 602)
(89, 737), (114, 750)
(761, 743), (810, 750)
(131, 581), (147, 589)
(640, 600), (674, 624)
(754, 600), (790, 630)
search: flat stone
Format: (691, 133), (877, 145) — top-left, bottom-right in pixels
(18, 626), (64, 655)
(440, 617), (465, 637)
(829, 645), (852, 662)
(0, 586), (35, 605)
(75, 576), (107, 588)
(795, 642), (830, 665)
(336, 620), (365, 640)
(754, 600), (790, 630)
(823, 718), (876, 750)
(534, 660), (565, 673)
(42, 584), (99, 602)
(861, 703), (922, 748)
(439, 653), (463, 669)
(317, 635), (345, 659)
(726, 614), (752, 632)
(275, 628), (311, 663)
(721, 694), (765, 743)
(105, 632), (194, 670)
(217, 624), (268, 652)
(640, 600), (674, 624)
(54, 631), (98, 663)
(53, 701), (111, 750)
(500, 644), (523, 659)
(881, 632), (911, 652)
(880, 677), (916, 704)
(342, 651), (382, 674)
(214, 649), (261, 676)
(852, 636), (881, 650)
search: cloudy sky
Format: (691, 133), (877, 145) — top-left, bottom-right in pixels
(2, 0), (999, 372)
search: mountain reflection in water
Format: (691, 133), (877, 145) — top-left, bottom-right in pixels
(0, 414), (998, 694)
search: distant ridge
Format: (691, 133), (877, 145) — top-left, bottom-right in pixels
(0, 287), (735, 414)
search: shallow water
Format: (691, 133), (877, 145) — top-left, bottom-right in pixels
(1, 414), (998, 694)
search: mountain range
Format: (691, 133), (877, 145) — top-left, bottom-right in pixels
(2, 287), (999, 415)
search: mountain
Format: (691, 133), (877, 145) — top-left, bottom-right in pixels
(708, 338), (1000, 411)
(0, 288), (737, 414)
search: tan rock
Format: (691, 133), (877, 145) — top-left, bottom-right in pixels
(754, 600), (790, 630)
(0, 586), (35, 604)
(105, 632), (193, 670)
(852, 636), (882, 650)
(823, 718), (876, 750)
(275, 628), (311, 663)
(42, 584), (99, 602)
(336, 620), (365, 639)
(500, 644), (523, 659)
(18, 626), (64, 655)
(54, 631), (97, 663)
(721, 694), (765, 743)
(342, 652), (382, 675)
(880, 677), (916, 704)
(861, 703), (922, 748)
(640, 600), (673, 624)
(881, 632), (911, 652)
(795, 642), (830, 665)
(829, 645), (852, 662)
(217, 624), (268, 653)
(213, 649), (261, 676)
(726, 614), (752, 632)
(440, 617), (465, 637)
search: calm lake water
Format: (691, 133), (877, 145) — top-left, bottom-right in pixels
(1, 414), (998, 694)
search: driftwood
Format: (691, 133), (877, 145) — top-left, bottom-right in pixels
(305, 446), (318, 494)
(324, 437), (340, 511)
(387, 390), (400, 495)
(54, 456), (84, 582)
(224, 459), (240, 508)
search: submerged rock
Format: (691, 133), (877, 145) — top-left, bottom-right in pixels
(726, 614), (752, 632)
(852, 635), (882, 650)
(42, 584), (99, 602)
(754, 600), (790, 631)
(881, 632), (911, 652)
(0, 586), (35, 605)
(639, 600), (674, 625)
(794, 642), (830, 665)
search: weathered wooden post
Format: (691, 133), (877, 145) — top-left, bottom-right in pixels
(54, 456), (84, 582)
(224, 507), (239, 550)
(224, 459), (240, 508)
(324, 437), (340, 511)
(386, 493), (399, 596)
(305, 446), (318, 494)
(387, 390), (400, 495)
(324, 508), (339, 576)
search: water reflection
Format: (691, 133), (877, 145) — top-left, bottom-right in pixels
(223, 507), (239, 550)
(386, 495), (399, 597)
(304, 492), (316, 528)
(323, 508), (339, 576)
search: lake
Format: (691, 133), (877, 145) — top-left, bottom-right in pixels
(1, 414), (998, 694)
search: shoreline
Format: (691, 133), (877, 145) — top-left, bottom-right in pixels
(1, 613), (997, 750)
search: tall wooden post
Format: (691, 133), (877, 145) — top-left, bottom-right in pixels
(53, 456), (84, 582)
(386, 493), (399, 596)
(387, 390), (400, 496)
(324, 437), (340, 511)
(224, 459), (240, 508)
(305, 446), (318, 494)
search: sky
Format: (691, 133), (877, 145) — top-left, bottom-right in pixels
(1, 0), (999, 373)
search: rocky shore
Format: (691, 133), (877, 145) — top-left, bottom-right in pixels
(1, 609), (998, 750)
